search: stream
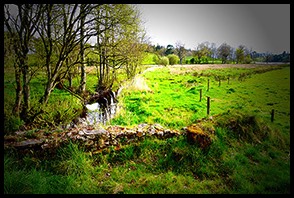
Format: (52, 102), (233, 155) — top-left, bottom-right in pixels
(85, 91), (117, 125)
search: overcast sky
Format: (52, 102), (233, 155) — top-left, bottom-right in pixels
(137, 4), (290, 54)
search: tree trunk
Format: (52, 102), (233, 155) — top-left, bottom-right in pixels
(42, 81), (55, 105)
(79, 4), (86, 93)
(13, 62), (22, 116)
(20, 59), (30, 122)
(41, 73), (59, 105)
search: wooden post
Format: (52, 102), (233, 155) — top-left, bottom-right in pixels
(207, 97), (210, 115)
(207, 79), (210, 91)
(199, 89), (202, 102)
(227, 77), (230, 84)
(271, 109), (275, 122)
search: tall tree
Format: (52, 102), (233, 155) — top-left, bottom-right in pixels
(37, 4), (99, 104)
(94, 4), (146, 91)
(4, 4), (43, 122)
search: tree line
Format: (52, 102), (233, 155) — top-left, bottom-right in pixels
(146, 41), (290, 65)
(4, 4), (147, 125)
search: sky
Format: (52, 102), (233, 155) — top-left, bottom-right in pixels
(137, 4), (290, 54)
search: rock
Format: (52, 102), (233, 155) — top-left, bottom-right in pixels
(125, 130), (136, 139)
(15, 131), (26, 136)
(84, 140), (94, 147)
(41, 143), (50, 149)
(147, 127), (156, 136)
(138, 123), (148, 128)
(153, 123), (164, 130)
(136, 131), (144, 138)
(14, 139), (44, 148)
(67, 132), (72, 137)
(186, 124), (213, 149)
(156, 131), (164, 138)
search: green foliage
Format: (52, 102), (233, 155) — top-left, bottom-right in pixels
(158, 56), (169, 66)
(141, 52), (157, 65)
(167, 54), (180, 65)
(4, 114), (24, 134)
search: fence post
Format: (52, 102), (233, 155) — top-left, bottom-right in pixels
(219, 79), (221, 87)
(207, 96), (210, 115)
(227, 77), (230, 84)
(271, 109), (275, 122)
(199, 89), (202, 102)
(207, 79), (210, 91)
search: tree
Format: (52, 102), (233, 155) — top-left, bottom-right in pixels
(4, 4), (43, 122)
(194, 42), (212, 64)
(210, 42), (217, 63)
(37, 4), (100, 104)
(165, 44), (174, 55)
(235, 45), (252, 64)
(217, 43), (232, 64)
(79, 4), (86, 93)
(264, 52), (273, 63)
(175, 41), (186, 64)
(94, 4), (146, 90)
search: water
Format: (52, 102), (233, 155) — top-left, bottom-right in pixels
(85, 91), (118, 125)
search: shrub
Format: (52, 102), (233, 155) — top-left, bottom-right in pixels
(158, 56), (169, 66)
(190, 57), (195, 64)
(167, 54), (179, 65)
(153, 55), (160, 65)
(4, 114), (24, 134)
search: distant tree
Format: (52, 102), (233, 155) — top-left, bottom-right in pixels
(217, 43), (232, 64)
(194, 42), (211, 64)
(167, 54), (179, 65)
(251, 50), (257, 63)
(175, 41), (186, 64)
(210, 42), (217, 63)
(165, 44), (174, 55)
(264, 52), (273, 63)
(235, 45), (246, 64)
(154, 44), (166, 57)
(235, 45), (252, 64)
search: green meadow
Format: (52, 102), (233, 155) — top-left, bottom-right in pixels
(4, 64), (290, 194)
(112, 65), (290, 134)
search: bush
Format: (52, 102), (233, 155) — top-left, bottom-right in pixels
(4, 114), (24, 134)
(153, 55), (160, 65)
(158, 56), (169, 66)
(190, 57), (195, 64)
(167, 54), (179, 65)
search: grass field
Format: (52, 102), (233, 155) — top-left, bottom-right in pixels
(4, 64), (290, 194)
(112, 65), (290, 133)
